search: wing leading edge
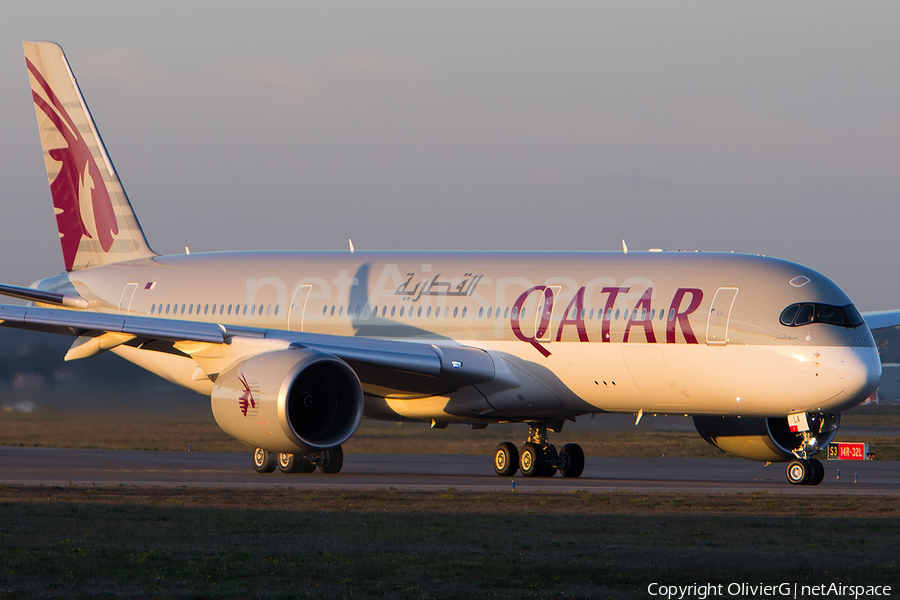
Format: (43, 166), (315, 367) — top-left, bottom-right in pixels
(0, 302), (495, 388)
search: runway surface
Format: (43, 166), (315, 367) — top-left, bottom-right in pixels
(1, 446), (898, 494)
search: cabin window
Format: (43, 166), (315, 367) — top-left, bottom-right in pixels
(391, 306), (396, 317)
(614, 309), (619, 320)
(462, 307), (467, 318)
(504, 307), (509, 318)
(274, 305), (280, 316)
(322, 305), (327, 316)
(668, 308), (675, 321)
(330, 305), (335, 316)
(511, 307), (517, 319)
(243, 305), (248, 315)
(417, 306), (423, 317)
(150, 305), (155, 315)
(338, 306), (343, 316)
(251, 305), (256, 316)
(211, 304), (216, 315)
(478, 307), (484, 318)
(188, 304), (193, 315)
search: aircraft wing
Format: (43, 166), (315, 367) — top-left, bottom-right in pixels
(863, 310), (900, 331)
(0, 302), (495, 387)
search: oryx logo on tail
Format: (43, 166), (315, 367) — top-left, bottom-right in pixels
(23, 41), (156, 272)
(26, 57), (118, 271)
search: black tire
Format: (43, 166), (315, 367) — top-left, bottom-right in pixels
(520, 442), (544, 477)
(278, 453), (298, 473)
(559, 443), (585, 478)
(494, 442), (519, 476)
(541, 444), (558, 477)
(786, 459), (811, 485)
(809, 458), (825, 486)
(253, 448), (277, 473)
(319, 445), (344, 474)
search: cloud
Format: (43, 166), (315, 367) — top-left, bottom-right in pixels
(77, 49), (175, 89)
(327, 53), (429, 79)
(223, 60), (313, 113)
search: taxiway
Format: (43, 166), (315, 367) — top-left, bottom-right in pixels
(1, 446), (897, 494)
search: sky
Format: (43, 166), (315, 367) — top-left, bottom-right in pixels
(0, 2), (898, 310)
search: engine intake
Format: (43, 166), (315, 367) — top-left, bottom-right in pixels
(693, 414), (840, 462)
(211, 349), (363, 453)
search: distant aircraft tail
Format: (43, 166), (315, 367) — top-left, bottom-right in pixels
(23, 41), (156, 272)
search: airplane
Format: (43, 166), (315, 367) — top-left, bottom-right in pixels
(0, 41), (884, 485)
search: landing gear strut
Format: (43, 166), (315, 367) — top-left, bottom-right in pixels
(493, 423), (585, 478)
(253, 446), (344, 474)
(783, 412), (838, 486)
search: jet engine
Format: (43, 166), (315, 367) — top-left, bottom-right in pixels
(693, 414), (840, 462)
(211, 348), (363, 453)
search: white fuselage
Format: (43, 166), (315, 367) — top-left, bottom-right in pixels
(35, 250), (881, 423)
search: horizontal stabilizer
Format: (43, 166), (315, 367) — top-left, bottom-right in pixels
(0, 282), (88, 308)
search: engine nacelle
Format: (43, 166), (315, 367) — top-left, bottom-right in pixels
(211, 348), (363, 454)
(693, 414), (840, 462)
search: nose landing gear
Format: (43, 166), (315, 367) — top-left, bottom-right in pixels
(786, 457), (825, 486)
(493, 423), (585, 478)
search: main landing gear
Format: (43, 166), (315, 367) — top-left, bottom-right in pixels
(252, 446), (344, 474)
(493, 423), (585, 478)
(785, 458), (825, 486)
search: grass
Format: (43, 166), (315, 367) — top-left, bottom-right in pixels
(0, 487), (897, 599)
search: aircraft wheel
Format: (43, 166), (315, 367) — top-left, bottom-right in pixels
(809, 458), (825, 486)
(786, 459), (811, 485)
(520, 442), (544, 477)
(541, 444), (558, 477)
(559, 443), (585, 478)
(494, 442), (519, 476)
(278, 453), (298, 473)
(253, 448), (277, 473)
(319, 445), (344, 474)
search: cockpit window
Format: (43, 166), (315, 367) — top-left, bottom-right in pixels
(779, 303), (865, 328)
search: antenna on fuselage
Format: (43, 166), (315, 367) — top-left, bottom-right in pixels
(622, 239), (628, 254)
(349, 239), (355, 254)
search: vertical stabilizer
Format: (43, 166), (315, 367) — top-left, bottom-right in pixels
(23, 41), (156, 271)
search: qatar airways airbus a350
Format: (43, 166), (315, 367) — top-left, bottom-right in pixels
(0, 41), (886, 485)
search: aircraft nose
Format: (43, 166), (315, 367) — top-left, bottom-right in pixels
(841, 346), (882, 403)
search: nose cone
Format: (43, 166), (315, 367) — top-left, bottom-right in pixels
(840, 346), (882, 407)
